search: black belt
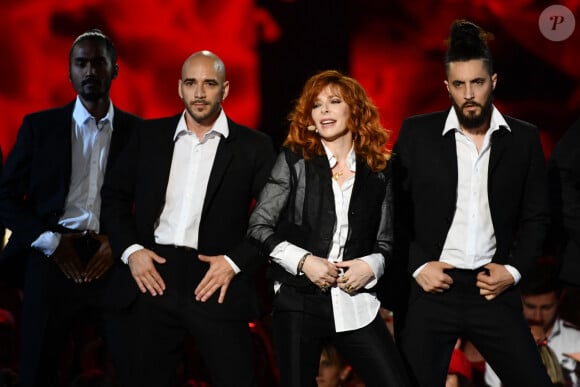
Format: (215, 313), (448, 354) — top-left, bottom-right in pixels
(444, 267), (489, 276)
(154, 243), (198, 254)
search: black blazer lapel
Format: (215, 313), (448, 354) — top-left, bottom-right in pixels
(489, 126), (511, 174)
(350, 158), (372, 205)
(311, 154), (332, 180)
(154, 122), (180, 214)
(310, 154), (335, 208)
(440, 130), (458, 193)
(137, 116), (180, 221)
(202, 128), (234, 216)
(107, 109), (136, 172)
(46, 104), (75, 201)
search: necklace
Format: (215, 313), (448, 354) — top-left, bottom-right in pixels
(332, 168), (344, 180)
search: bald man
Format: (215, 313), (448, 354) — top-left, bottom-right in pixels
(101, 51), (275, 387)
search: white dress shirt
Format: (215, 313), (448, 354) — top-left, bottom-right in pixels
(32, 97), (114, 256)
(121, 109), (239, 272)
(271, 144), (384, 332)
(413, 106), (520, 283)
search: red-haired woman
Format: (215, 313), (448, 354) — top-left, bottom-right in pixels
(248, 70), (410, 387)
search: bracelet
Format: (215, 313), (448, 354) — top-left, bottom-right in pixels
(297, 253), (310, 274)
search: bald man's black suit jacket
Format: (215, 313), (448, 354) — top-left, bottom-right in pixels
(101, 113), (276, 320)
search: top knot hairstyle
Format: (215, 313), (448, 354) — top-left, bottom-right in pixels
(445, 19), (494, 75)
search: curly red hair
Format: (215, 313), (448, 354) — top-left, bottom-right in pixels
(284, 70), (390, 172)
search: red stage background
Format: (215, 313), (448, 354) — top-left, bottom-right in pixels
(1, 0), (579, 159)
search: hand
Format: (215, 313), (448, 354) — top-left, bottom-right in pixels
(415, 261), (455, 293)
(301, 255), (339, 289)
(83, 234), (114, 282)
(52, 233), (85, 283)
(335, 259), (374, 294)
(127, 248), (167, 296)
(195, 255), (235, 303)
(476, 263), (514, 300)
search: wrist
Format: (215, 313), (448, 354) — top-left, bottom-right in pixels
(296, 253), (310, 274)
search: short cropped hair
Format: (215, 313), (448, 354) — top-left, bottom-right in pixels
(69, 28), (116, 64)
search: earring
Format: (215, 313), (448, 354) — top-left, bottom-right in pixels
(307, 125), (316, 132)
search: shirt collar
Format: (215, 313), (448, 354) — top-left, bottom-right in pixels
(321, 141), (356, 172)
(549, 317), (562, 340)
(173, 108), (229, 141)
(72, 96), (114, 131)
(442, 105), (510, 136)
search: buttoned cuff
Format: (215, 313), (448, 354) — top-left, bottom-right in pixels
(412, 263), (429, 278)
(121, 244), (144, 264)
(504, 264), (521, 285)
(359, 253), (385, 288)
(224, 255), (241, 274)
(31, 231), (61, 257)
(270, 241), (310, 275)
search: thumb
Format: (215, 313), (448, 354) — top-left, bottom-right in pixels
(151, 253), (167, 264)
(483, 263), (498, 271)
(335, 261), (351, 268)
(440, 262), (455, 269)
(197, 254), (211, 263)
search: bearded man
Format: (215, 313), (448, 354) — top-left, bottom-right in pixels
(392, 19), (553, 387)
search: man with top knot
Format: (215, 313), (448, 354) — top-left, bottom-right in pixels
(392, 19), (553, 387)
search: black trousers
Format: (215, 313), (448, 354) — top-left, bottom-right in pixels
(396, 268), (553, 387)
(131, 244), (256, 387)
(272, 284), (411, 387)
(19, 250), (132, 387)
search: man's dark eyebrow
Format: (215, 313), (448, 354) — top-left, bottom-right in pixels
(73, 55), (107, 61)
(182, 78), (218, 83)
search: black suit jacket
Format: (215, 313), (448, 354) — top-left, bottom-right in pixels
(0, 101), (141, 286)
(393, 109), (549, 301)
(548, 117), (580, 286)
(101, 113), (276, 318)
(248, 147), (393, 294)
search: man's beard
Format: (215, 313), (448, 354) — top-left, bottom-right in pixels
(81, 91), (105, 102)
(453, 95), (493, 130)
(79, 82), (111, 103)
(184, 99), (221, 125)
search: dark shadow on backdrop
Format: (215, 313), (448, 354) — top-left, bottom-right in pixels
(258, 0), (349, 150)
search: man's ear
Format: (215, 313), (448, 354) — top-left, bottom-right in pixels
(222, 80), (230, 101)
